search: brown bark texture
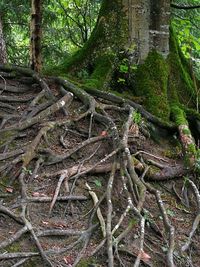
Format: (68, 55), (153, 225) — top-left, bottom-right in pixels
(126, 0), (170, 62)
(0, 14), (7, 64)
(30, 0), (42, 72)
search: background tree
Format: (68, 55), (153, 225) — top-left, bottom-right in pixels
(30, 0), (43, 72)
(0, 14), (7, 63)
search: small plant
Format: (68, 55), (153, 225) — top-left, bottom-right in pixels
(119, 58), (129, 73)
(166, 209), (175, 217)
(117, 58), (129, 85)
(183, 175), (189, 187)
(22, 166), (32, 175)
(117, 77), (126, 84)
(132, 111), (142, 125)
(77, 69), (89, 79)
(194, 148), (200, 173)
(94, 179), (102, 187)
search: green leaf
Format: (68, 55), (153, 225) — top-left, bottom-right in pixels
(119, 64), (129, 73)
(94, 179), (102, 187)
(117, 78), (126, 84)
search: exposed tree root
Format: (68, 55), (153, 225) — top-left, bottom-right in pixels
(0, 65), (199, 267)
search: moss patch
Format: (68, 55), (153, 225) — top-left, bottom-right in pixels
(168, 27), (195, 108)
(134, 51), (170, 121)
(170, 105), (188, 126)
(84, 54), (114, 89)
(0, 130), (16, 146)
(77, 257), (97, 267)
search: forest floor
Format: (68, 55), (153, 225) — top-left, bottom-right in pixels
(0, 69), (199, 267)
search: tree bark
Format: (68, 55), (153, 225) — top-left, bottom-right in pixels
(30, 0), (42, 73)
(0, 14), (7, 64)
(126, 0), (170, 63)
(63, 0), (197, 164)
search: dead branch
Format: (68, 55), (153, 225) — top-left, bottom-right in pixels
(134, 217), (146, 267)
(49, 170), (69, 214)
(0, 252), (39, 260)
(181, 179), (200, 252)
(144, 182), (175, 267)
(27, 195), (88, 203)
(0, 148), (24, 161)
(0, 226), (28, 250)
(85, 182), (106, 238)
(0, 205), (23, 225)
(0, 83), (30, 93)
(45, 135), (107, 165)
(11, 258), (29, 267)
(107, 162), (117, 267)
(37, 228), (88, 237)
(1, 92), (73, 132)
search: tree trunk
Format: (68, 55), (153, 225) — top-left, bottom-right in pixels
(127, 0), (170, 63)
(0, 14), (7, 64)
(62, 0), (198, 165)
(64, 0), (171, 70)
(30, 0), (42, 73)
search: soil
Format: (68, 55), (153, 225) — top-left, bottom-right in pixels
(0, 72), (199, 267)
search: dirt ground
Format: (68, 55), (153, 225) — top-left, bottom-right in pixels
(0, 73), (199, 267)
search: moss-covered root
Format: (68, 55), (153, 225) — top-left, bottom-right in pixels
(134, 51), (170, 121)
(84, 54), (114, 89)
(171, 105), (196, 166)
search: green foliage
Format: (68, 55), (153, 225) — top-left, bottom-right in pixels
(2, 0), (101, 68)
(22, 166), (32, 175)
(166, 209), (175, 217)
(132, 111), (142, 125)
(83, 54), (113, 88)
(94, 179), (102, 187)
(172, 1), (200, 79)
(195, 149), (200, 173)
(168, 27), (196, 111)
(117, 77), (126, 84)
(119, 58), (129, 73)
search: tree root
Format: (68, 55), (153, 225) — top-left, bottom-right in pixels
(181, 179), (200, 252)
(0, 65), (199, 267)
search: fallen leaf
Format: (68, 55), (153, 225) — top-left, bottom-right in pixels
(139, 250), (151, 261)
(63, 255), (73, 265)
(40, 193), (48, 197)
(6, 187), (13, 193)
(42, 221), (49, 225)
(32, 192), (40, 197)
(100, 130), (107, 136)
(32, 192), (47, 197)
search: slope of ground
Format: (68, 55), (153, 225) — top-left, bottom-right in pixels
(0, 67), (199, 267)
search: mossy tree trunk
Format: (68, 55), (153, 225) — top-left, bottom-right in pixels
(64, 0), (199, 164)
(65, 0), (170, 71)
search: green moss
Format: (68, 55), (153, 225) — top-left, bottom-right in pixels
(164, 147), (181, 159)
(184, 106), (200, 121)
(134, 51), (170, 121)
(188, 143), (196, 154)
(52, 0), (128, 76)
(168, 27), (195, 107)
(77, 257), (96, 267)
(148, 166), (160, 177)
(170, 105), (188, 126)
(84, 54), (113, 89)
(0, 130), (16, 146)
(182, 128), (191, 135)
(0, 176), (9, 189)
(7, 242), (21, 252)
